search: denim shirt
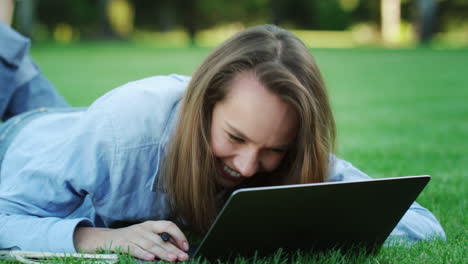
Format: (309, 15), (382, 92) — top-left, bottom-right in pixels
(0, 22), (68, 121)
(0, 22), (445, 254)
(0, 74), (188, 253)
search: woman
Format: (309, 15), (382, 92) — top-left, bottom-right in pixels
(0, 21), (445, 262)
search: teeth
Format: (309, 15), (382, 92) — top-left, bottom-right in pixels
(224, 165), (241, 178)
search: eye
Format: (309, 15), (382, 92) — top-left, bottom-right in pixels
(270, 148), (286, 154)
(228, 133), (245, 143)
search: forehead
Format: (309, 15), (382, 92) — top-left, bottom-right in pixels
(216, 71), (298, 146)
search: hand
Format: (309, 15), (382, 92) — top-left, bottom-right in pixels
(73, 221), (190, 262)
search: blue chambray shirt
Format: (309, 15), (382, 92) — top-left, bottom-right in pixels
(0, 22), (69, 121)
(0, 74), (188, 253)
(0, 22), (445, 254)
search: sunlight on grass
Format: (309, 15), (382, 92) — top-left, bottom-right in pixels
(133, 29), (191, 48)
(132, 24), (366, 48)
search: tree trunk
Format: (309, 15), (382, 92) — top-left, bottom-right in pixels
(98, 0), (119, 39)
(381, 0), (401, 45)
(14, 0), (35, 38)
(178, 0), (197, 46)
(417, 0), (437, 44)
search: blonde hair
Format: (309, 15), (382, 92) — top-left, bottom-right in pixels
(161, 25), (335, 233)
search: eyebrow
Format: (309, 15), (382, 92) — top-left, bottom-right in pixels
(225, 122), (292, 150)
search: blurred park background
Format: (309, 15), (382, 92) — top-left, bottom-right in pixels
(8, 0), (468, 48)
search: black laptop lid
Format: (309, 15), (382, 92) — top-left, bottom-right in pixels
(193, 175), (430, 260)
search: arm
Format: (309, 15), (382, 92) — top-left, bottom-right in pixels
(0, 75), (189, 261)
(0, 214), (92, 252)
(0, 107), (189, 261)
(386, 201), (446, 243)
(74, 221), (189, 262)
(0, 107), (113, 253)
(327, 155), (446, 242)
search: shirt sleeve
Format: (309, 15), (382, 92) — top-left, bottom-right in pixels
(0, 104), (116, 252)
(327, 155), (446, 243)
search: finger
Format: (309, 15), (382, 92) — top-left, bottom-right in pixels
(143, 242), (180, 262)
(148, 221), (189, 251)
(168, 235), (190, 260)
(156, 236), (189, 261)
(122, 242), (156, 261)
(139, 228), (189, 261)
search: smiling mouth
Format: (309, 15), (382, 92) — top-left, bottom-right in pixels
(219, 163), (243, 184)
(223, 164), (241, 178)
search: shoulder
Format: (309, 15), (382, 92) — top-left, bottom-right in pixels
(327, 154), (372, 182)
(93, 74), (190, 109)
(88, 74), (190, 149)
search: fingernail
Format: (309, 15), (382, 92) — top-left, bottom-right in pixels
(168, 253), (177, 261)
(145, 253), (154, 260)
(183, 242), (189, 251)
(178, 252), (188, 260)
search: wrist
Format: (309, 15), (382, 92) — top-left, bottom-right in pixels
(73, 226), (112, 253)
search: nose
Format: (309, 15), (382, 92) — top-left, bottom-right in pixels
(233, 147), (259, 178)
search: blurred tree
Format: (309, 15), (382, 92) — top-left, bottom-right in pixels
(35, 0), (135, 40)
(415, 0), (436, 44)
(98, 0), (116, 38)
(157, 0), (176, 32)
(349, 0), (380, 25)
(13, 0), (35, 37)
(107, 0), (134, 38)
(173, 0), (270, 44)
(194, 0), (269, 28)
(271, 0), (352, 30)
(132, 0), (176, 32)
(15, 0), (466, 45)
(37, 0), (99, 38)
(436, 0), (468, 40)
(381, 0), (401, 44)
(176, 0), (198, 45)
(315, 0), (351, 30)
(272, 0), (316, 28)
(1, 0), (15, 26)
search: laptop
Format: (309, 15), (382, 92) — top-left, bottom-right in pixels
(189, 175), (430, 261)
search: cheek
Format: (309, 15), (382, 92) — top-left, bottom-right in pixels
(261, 153), (286, 171)
(210, 129), (234, 158)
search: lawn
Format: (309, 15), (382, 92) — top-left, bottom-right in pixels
(6, 43), (466, 263)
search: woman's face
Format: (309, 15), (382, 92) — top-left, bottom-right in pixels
(210, 71), (299, 188)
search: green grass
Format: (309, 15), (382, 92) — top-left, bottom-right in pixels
(4, 43), (465, 263)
